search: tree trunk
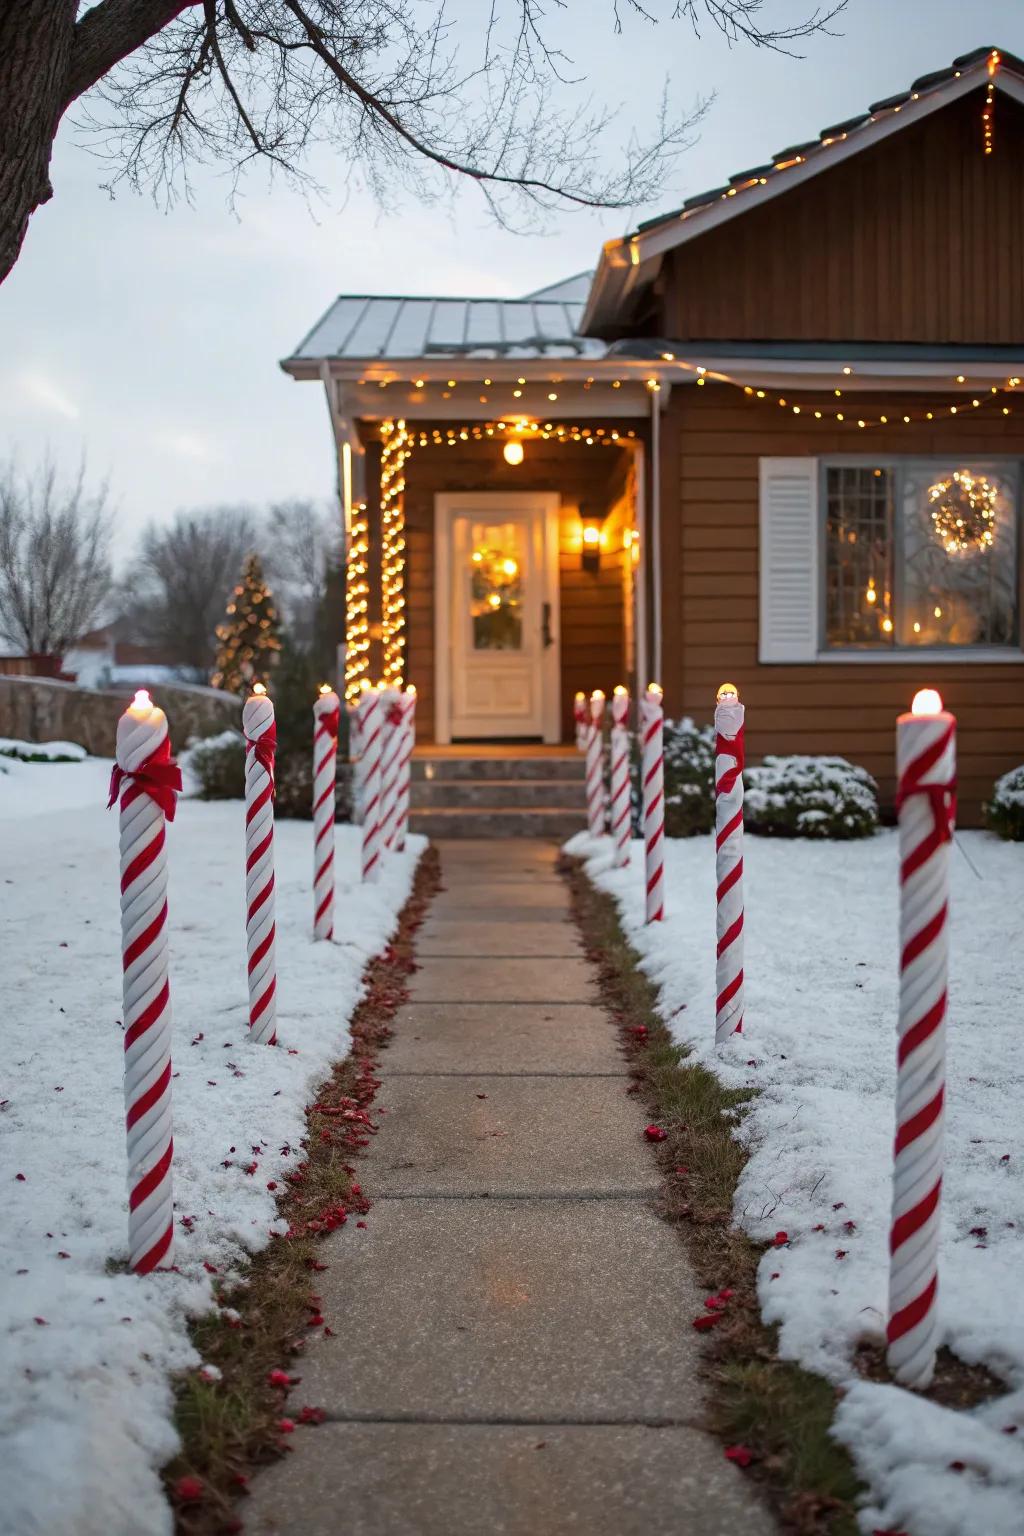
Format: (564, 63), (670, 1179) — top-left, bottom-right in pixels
(0, 0), (77, 285)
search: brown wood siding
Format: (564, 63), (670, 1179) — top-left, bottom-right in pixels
(664, 90), (1024, 343)
(661, 383), (1024, 824)
(397, 433), (635, 741)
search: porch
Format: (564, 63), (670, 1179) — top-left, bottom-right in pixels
(355, 417), (648, 748)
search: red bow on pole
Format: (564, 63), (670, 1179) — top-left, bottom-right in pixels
(318, 708), (341, 740)
(108, 739), (182, 821)
(386, 703), (405, 728)
(245, 722), (278, 793)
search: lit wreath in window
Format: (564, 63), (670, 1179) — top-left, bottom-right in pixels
(927, 470), (998, 555)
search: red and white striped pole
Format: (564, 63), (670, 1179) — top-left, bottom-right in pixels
(393, 685), (417, 852)
(347, 693), (363, 825)
(360, 685), (384, 883)
(108, 689), (181, 1274)
(609, 685), (631, 867)
(243, 683), (277, 1045)
(640, 683), (665, 923)
(379, 686), (404, 853)
(887, 687), (956, 1390)
(714, 683), (745, 1044)
(585, 690), (607, 838)
(574, 691), (589, 753)
(312, 684), (340, 940)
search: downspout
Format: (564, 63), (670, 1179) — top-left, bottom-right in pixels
(633, 441), (648, 694)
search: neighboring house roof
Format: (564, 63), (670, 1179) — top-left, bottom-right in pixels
(286, 281), (605, 367)
(583, 45), (1024, 335)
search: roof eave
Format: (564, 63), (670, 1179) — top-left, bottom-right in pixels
(584, 55), (1019, 335)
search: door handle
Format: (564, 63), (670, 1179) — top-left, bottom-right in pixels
(542, 601), (554, 649)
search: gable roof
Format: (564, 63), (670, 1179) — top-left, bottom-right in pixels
(582, 45), (1024, 336)
(285, 281), (604, 370)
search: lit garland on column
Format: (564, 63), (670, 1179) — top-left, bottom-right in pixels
(345, 499), (371, 703)
(380, 420), (412, 687)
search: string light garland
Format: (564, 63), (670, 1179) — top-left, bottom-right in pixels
(345, 500), (371, 702)
(984, 49), (1000, 156)
(928, 470), (999, 554)
(721, 375), (1023, 431)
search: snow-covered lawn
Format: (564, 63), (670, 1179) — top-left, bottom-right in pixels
(0, 755), (423, 1536)
(570, 828), (1024, 1536)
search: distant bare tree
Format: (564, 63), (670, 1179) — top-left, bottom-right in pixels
(0, 455), (113, 659)
(123, 506), (255, 675)
(264, 498), (342, 650)
(0, 1), (844, 285)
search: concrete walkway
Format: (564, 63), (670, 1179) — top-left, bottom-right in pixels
(246, 841), (773, 1535)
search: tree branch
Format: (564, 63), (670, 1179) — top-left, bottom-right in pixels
(68, 0), (198, 103)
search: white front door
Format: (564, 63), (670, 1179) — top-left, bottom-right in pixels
(435, 492), (560, 742)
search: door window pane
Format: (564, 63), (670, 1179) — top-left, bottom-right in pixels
(825, 466), (894, 646)
(901, 465), (1018, 646)
(469, 520), (523, 651)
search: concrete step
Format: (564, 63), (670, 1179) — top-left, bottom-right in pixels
(409, 806), (587, 839)
(412, 755), (584, 783)
(412, 777), (588, 809)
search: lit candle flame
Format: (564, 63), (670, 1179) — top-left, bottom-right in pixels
(318, 683), (333, 696)
(647, 682), (663, 696)
(716, 681), (740, 703)
(252, 682), (267, 696)
(613, 684), (628, 696)
(129, 689), (152, 717)
(405, 684), (417, 696)
(912, 688), (944, 716)
(591, 689), (605, 701)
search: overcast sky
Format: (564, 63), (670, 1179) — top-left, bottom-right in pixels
(2, 0), (1022, 549)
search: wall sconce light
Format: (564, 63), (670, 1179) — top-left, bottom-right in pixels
(503, 438), (524, 466)
(581, 510), (603, 573)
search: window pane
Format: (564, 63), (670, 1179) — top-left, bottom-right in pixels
(825, 465), (894, 646)
(469, 521), (523, 651)
(901, 465), (1018, 646)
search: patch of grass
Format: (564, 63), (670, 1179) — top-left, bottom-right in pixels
(564, 860), (863, 1536)
(163, 848), (441, 1535)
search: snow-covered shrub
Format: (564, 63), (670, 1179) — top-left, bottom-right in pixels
(631, 716), (716, 837)
(986, 765), (1024, 841)
(0, 738), (86, 763)
(744, 755), (879, 839)
(185, 729), (245, 799)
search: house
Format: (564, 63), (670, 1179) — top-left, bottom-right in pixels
(282, 46), (1024, 826)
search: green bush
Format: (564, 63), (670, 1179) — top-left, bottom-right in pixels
(186, 643), (352, 821)
(744, 755), (879, 839)
(630, 716), (716, 838)
(986, 765), (1024, 841)
(185, 730), (246, 799)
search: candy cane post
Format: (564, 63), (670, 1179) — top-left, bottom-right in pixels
(359, 685), (384, 883)
(108, 690), (181, 1274)
(574, 691), (589, 753)
(586, 690), (607, 838)
(379, 686), (404, 852)
(609, 686), (631, 867)
(393, 686), (417, 852)
(347, 695), (363, 824)
(243, 683), (278, 1045)
(887, 687), (957, 1390)
(640, 683), (665, 922)
(714, 683), (745, 1044)
(312, 684), (340, 940)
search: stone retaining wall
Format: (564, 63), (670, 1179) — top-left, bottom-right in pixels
(0, 676), (241, 756)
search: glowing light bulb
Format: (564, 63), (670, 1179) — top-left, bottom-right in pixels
(501, 558), (518, 577)
(614, 684), (628, 696)
(647, 682), (663, 697)
(319, 683), (333, 696)
(129, 689), (152, 717)
(503, 440), (524, 465)
(882, 618), (894, 633)
(912, 688), (943, 716)
(252, 682), (267, 696)
(716, 682), (739, 702)
(582, 525), (601, 547)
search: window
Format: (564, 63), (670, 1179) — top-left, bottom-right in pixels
(823, 460), (1019, 650)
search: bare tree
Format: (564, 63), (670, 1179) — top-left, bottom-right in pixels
(122, 505), (255, 675)
(263, 498), (341, 650)
(0, 1), (844, 285)
(0, 455), (113, 659)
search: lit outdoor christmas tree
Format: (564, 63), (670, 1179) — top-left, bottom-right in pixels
(211, 552), (283, 693)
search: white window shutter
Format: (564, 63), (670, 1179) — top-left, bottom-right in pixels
(759, 457), (819, 662)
